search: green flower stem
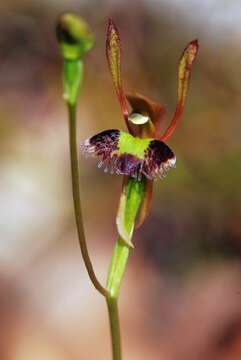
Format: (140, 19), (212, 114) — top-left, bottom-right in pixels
(66, 61), (107, 297)
(106, 237), (129, 360)
(106, 178), (144, 360)
(106, 294), (122, 360)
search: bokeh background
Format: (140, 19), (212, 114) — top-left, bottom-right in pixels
(0, 0), (241, 359)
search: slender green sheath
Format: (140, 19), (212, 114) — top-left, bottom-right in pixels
(106, 178), (144, 360)
(106, 237), (129, 298)
(65, 60), (107, 296)
(106, 237), (129, 360)
(106, 238), (129, 360)
(116, 178), (145, 247)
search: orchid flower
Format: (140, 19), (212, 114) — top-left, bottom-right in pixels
(81, 19), (198, 246)
(57, 15), (199, 359)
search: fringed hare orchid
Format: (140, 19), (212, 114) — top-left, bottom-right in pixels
(81, 19), (198, 246)
(58, 14), (199, 360)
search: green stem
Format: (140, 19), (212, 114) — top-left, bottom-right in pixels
(106, 296), (122, 360)
(68, 103), (107, 297)
(106, 237), (130, 360)
(106, 177), (145, 360)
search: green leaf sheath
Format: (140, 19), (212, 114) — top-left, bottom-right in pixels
(106, 178), (145, 359)
(116, 177), (145, 246)
(106, 237), (130, 298)
(107, 178), (145, 295)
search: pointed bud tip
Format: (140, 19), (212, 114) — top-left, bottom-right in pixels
(186, 39), (199, 57)
(107, 18), (116, 31)
(106, 18), (120, 43)
(108, 17), (113, 27)
(56, 13), (95, 60)
(190, 39), (199, 47)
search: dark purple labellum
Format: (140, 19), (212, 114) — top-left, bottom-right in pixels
(80, 129), (176, 180)
(115, 153), (143, 177)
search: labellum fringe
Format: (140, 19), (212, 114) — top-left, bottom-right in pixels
(80, 129), (176, 181)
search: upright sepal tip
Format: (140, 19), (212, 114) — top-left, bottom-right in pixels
(161, 39), (199, 141)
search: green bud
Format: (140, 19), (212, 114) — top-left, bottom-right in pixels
(56, 13), (95, 60)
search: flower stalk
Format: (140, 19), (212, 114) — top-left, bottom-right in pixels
(106, 295), (122, 360)
(67, 102), (107, 296)
(106, 178), (145, 360)
(57, 14), (107, 297)
(106, 237), (128, 360)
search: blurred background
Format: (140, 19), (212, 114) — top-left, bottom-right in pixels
(0, 0), (241, 359)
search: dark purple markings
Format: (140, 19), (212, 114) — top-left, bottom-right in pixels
(81, 130), (176, 180)
(115, 153), (143, 178)
(80, 129), (120, 161)
(143, 140), (176, 180)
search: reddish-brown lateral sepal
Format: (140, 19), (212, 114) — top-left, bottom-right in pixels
(161, 39), (199, 141)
